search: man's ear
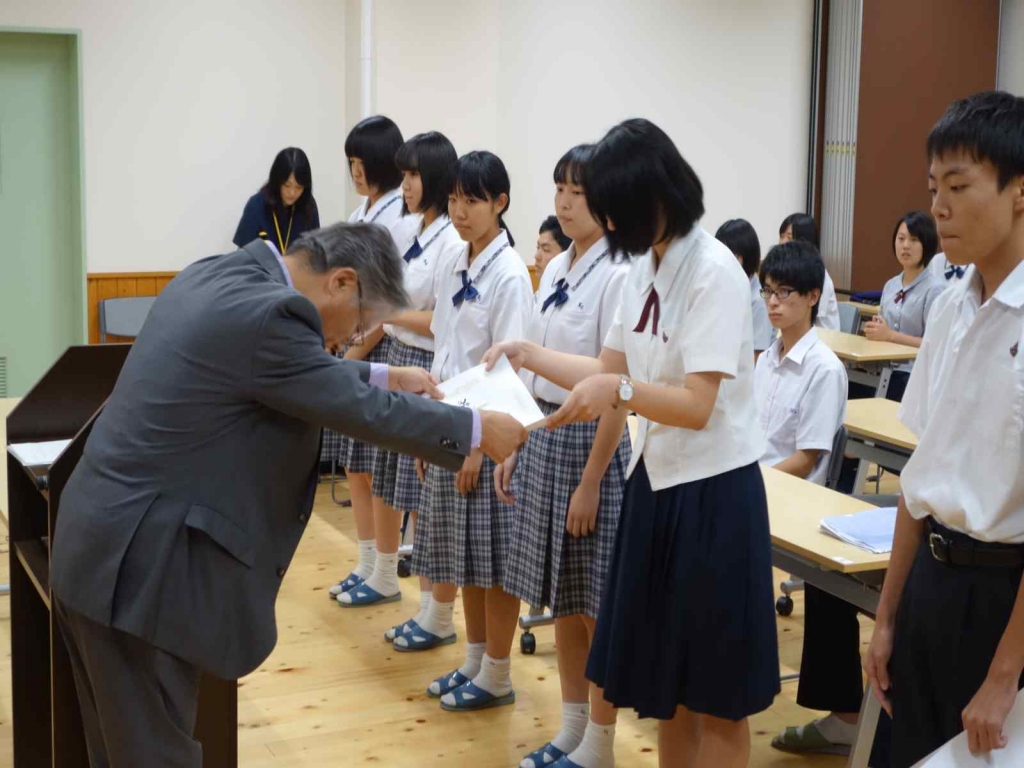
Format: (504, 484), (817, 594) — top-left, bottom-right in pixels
(810, 288), (822, 307)
(328, 266), (359, 295)
(1011, 175), (1024, 215)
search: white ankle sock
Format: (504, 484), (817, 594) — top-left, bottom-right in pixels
(415, 590), (432, 624)
(457, 641), (487, 681)
(472, 653), (513, 697)
(568, 720), (616, 768)
(813, 714), (857, 745)
(548, 702), (590, 755)
(395, 597), (454, 649)
(363, 550), (399, 596)
(353, 539), (376, 580)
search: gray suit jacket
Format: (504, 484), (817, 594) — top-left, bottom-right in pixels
(50, 241), (473, 679)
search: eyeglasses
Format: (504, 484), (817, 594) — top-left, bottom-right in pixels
(347, 283), (367, 345)
(760, 286), (797, 301)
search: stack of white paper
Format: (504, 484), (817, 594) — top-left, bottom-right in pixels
(8, 440), (71, 467)
(915, 687), (1024, 766)
(438, 355), (546, 430)
(820, 506), (897, 554)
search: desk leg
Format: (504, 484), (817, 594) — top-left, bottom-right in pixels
(847, 684), (881, 768)
(853, 453), (872, 496)
(875, 367), (893, 399)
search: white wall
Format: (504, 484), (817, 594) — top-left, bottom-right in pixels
(999, 0), (1024, 95)
(0, 0), (348, 272)
(369, 0), (814, 263)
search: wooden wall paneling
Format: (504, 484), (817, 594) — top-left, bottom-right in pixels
(87, 272), (178, 344)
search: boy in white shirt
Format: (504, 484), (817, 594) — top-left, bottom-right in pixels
(865, 90), (1024, 767)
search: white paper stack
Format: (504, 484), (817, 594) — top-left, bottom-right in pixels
(819, 506), (897, 554)
(437, 355), (547, 430)
(8, 440), (71, 467)
(915, 687), (1024, 766)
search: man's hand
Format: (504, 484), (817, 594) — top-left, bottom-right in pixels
(389, 366), (443, 399)
(962, 670), (1020, 754)
(482, 340), (532, 372)
(864, 622), (895, 716)
(567, 479), (600, 538)
(547, 374), (620, 430)
(494, 451), (519, 505)
(456, 450), (484, 497)
(415, 458), (428, 484)
(479, 411), (527, 463)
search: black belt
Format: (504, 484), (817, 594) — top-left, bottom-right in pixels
(926, 518), (1024, 568)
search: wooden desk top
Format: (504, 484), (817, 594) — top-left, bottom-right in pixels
(843, 300), (881, 317)
(763, 465), (889, 574)
(818, 328), (919, 363)
(844, 398), (918, 451)
(1, 397), (22, 522)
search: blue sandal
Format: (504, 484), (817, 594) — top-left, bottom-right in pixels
(328, 572), (363, 597)
(440, 680), (516, 712)
(384, 617), (419, 643)
(337, 583), (401, 607)
(393, 622), (457, 652)
(519, 742), (567, 768)
(551, 758), (583, 767)
(426, 669), (470, 699)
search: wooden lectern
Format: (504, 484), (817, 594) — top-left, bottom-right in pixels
(5, 345), (238, 767)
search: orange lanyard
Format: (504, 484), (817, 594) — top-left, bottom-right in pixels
(272, 209), (294, 253)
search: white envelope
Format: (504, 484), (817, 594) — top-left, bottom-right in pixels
(437, 355), (547, 430)
(915, 688), (1024, 767)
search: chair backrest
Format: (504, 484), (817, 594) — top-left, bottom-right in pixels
(838, 303), (860, 335)
(99, 296), (157, 343)
(824, 426), (849, 491)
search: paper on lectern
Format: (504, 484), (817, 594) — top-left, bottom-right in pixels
(914, 687), (1024, 766)
(8, 440), (71, 467)
(437, 355), (546, 430)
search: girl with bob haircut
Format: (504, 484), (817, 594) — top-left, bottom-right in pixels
(502, 144), (632, 768)
(715, 218), (772, 357)
(233, 147), (320, 251)
(485, 118), (779, 768)
(778, 213), (841, 331)
(406, 151), (534, 715)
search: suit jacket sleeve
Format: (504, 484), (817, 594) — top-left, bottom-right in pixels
(247, 293), (473, 471)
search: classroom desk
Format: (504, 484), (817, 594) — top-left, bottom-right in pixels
(844, 398), (918, 492)
(763, 465), (887, 768)
(817, 328), (918, 397)
(0, 397), (21, 525)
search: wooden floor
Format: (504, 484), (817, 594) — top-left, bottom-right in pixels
(0, 473), (891, 767)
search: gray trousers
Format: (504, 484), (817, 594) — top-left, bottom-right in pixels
(54, 598), (203, 767)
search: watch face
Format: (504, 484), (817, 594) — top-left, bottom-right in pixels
(620, 381), (634, 401)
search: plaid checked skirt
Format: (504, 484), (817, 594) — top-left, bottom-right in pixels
(321, 335), (393, 472)
(371, 339), (433, 512)
(411, 456), (512, 588)
(503, 400), (632, 619)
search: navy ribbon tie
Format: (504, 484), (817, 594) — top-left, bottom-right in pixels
(452, 270), (480, 307)
(945, 264), (965, 280)
(403, 239), (423, 263)
(633, 287), (660, 335)
(541, 279), (569, 313)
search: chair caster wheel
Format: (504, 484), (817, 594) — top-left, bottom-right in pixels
(776, 596), (794, 617)
(520, 631), (537, 655)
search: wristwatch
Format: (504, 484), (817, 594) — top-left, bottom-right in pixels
(614, 375), (634, 409)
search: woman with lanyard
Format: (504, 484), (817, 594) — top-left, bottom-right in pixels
(863, 210), (946, 402)
(326, 115), (410, 600)
(402, 151), (534, 715)
(233, 147), (319, 252)
(338, 131), (464, 619)
(484, 119), (779, 768)
(501, 145), (632, 768)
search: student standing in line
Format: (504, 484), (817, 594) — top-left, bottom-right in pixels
(779, 213), (841, 331)
(501, 145), (631, 768)
(327, 115), (409, 600)
(340, 132), (464, 620)
(716, 219), (772, 360)
(485, 118), (778, 768)
(401, 152), (534, 716)
(863, 211), (946, 402)
(865, 90), (1024, 768)
(535, 215), (573, 277)
(233, 147), (320, 250)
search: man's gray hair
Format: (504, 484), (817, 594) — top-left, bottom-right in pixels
(289, 221), (410, 311)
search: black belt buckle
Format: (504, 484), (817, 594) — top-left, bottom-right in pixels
(929, 531), (951, 563)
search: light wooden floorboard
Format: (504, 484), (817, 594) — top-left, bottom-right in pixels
(0, 466), (898, 766)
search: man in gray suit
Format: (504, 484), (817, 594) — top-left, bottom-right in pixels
(49, 222), (526, 766)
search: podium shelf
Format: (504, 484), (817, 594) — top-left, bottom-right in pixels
(15, 539), (51, 609)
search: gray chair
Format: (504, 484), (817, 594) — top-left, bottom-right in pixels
(99, 296), (157, 342)
(838, 302), (861, 334)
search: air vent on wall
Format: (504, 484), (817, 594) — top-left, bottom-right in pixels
(0, 356), (7, 398)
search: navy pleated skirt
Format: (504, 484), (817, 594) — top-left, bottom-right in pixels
(586, 459), (780, 722)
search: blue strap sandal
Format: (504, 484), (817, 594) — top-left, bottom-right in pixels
(426, 669), (469, 699)
(519, 742), (567, 768)
(393, 622), (457, 652)
(440, 680), (516, 712)
(328, 572), (364, 597)
(384, 618), (416, 643)
(337, 583), (402, 607)
(551, 758), (584, 768)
